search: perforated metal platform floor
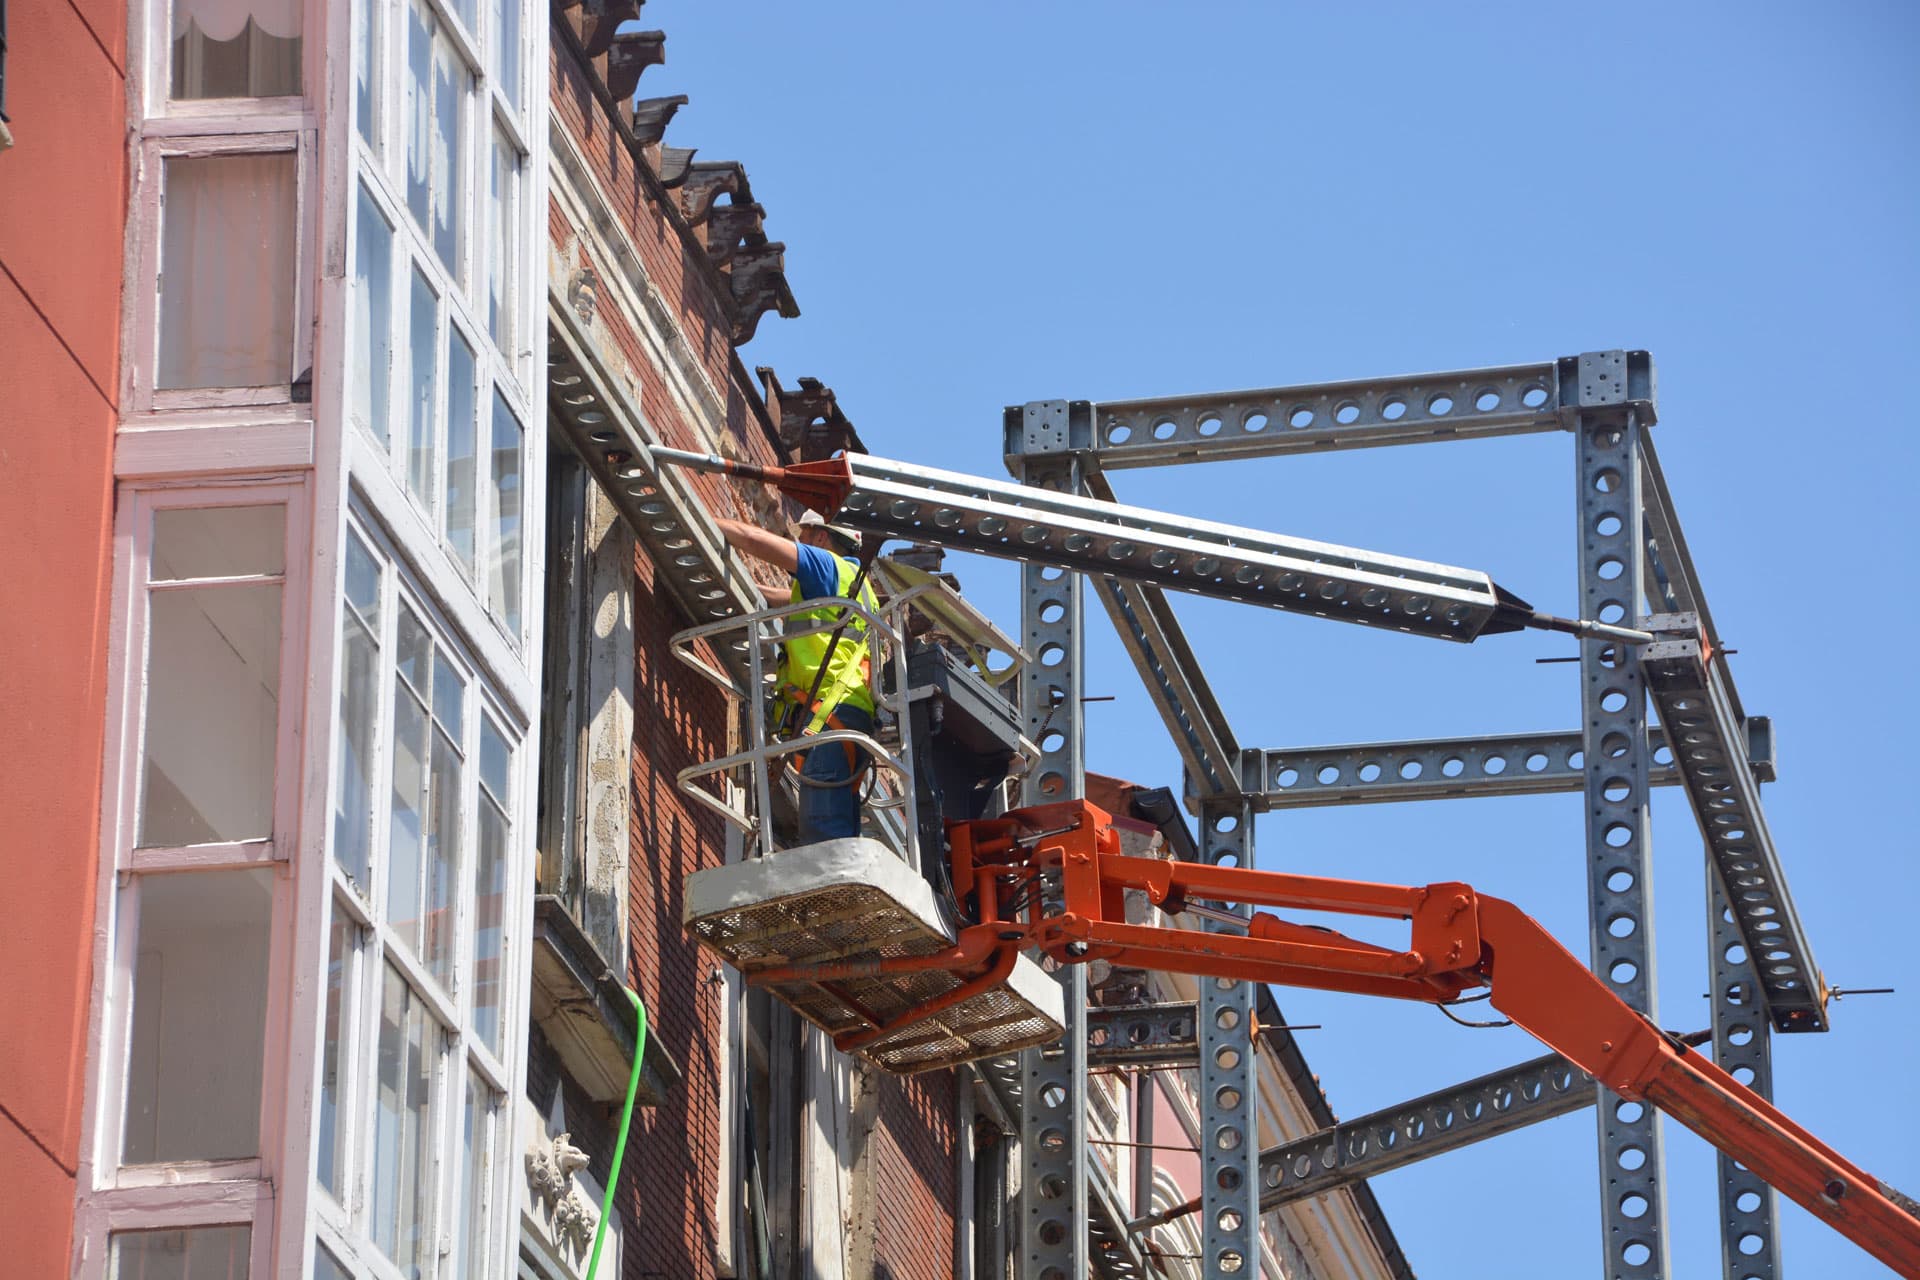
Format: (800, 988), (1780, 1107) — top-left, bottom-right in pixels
(684, 838), (1066, 1073)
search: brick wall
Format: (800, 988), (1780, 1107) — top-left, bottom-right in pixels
(871, 1071), (958, 1280)
(545, 15), (965, 1278)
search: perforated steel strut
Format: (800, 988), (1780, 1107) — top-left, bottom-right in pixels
(648, 445), (1651, 645)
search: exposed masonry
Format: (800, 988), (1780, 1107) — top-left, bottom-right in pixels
(552, 0), (800, 346)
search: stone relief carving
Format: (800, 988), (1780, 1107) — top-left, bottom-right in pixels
(526, 1130), (600, 1265)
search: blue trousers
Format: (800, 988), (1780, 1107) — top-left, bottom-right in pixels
(798, 702), (873, 843)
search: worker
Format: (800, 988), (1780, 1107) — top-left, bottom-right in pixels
(714, 509), (880, 842)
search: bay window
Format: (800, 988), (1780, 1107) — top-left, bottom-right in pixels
(76, 485), (305, 1278)
(314, 510), (521, 1278)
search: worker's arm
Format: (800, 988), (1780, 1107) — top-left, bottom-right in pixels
(714, 517), (798, 574)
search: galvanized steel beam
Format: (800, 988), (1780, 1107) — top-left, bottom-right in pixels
(1254, 1049), (1595, 1211)
(1574, 375), (1673, 1279)
(834, 451), (1532, 643)
(1087, 1001), (1200, 1069)
(1709, 870), (1782, 1277)
(1252, 730), (1684, 808)
(1642, 621), (1823, 1032)
(1198, 797), (1260, 1279)
(1013, 437), (1094, 1280)
(1079, 354), (1652, 469)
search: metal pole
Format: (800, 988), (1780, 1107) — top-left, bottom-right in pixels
(1197, 793), (1260, 1279)
(1014, 415), (1089, 1280)
(1574, 363), (1672, 1279)
(1709, 870), (1782, 1278)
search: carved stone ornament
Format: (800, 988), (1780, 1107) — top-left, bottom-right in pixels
(526, 1131), (600, 1264)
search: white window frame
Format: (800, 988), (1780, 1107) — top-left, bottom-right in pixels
(132, 0), (319, 123)
(348, 40), (535, 652)
(73, 479), (312, 1279)
(125, 131), (317, 418)
(308, 505), (521, 1280)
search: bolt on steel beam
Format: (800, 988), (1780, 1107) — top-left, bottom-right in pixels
(1088, 1001), (1201, 1069)
(1252, 730), (1685, 809)
(1197, 797), (1259, 1280)
(1642, 622), (1824, 1032)
(1575, 387), (1673, 1280)
(1015, 445), (1091, 1280)
(1709, 869), (1781, 1278)
(834, 451), (1536, 643)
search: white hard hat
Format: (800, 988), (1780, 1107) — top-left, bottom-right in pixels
(797, 509), (862, 549)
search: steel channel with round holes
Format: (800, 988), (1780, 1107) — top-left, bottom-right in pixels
(1643, 632), (1824, 1033)
(1088, 361), (1565, 467)
(1254, 730), (1684, 808)
(1015, 443), (1092, 1280)
(1709, 869), (1781, 1279)
(1255, 1050), (1595, 1211)
(1087, 1001), (1201, 1069)
(1576, 393), (1673, 1280)
(832, 454), (1518, 643)
(1197, 797), (1259, 1280)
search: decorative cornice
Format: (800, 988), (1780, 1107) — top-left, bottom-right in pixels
(549, 1), (801, 348)
(757, 369), (867, 461)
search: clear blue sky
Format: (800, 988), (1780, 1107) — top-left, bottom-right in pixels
(644, 4), (1919, 1275)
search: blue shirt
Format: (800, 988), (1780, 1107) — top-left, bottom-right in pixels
(794, 542), (849, 601)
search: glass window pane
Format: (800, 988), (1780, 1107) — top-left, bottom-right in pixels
(335, 534), (381, 886)
(353, 183), (394, 446)
(446, 0), (475, 38)
(490, 0), (518, 108)
(172, 0), (301, 100)
(455, 1072), (496, 1278)
(425, 726), (463, 986)
(395, 604), (431, 694)
(344, 525), (381, 624)
(405, 269), (438, 508)
(152, 506), (285, 580)
(352, 0), (375, 147)
(121, 869), (273, 1164)
(430, 38), (466, 276)
(372, 965), (436, 1275)
(487, 391), (522, 638)
(404, 4), (432, 235)
(315, 1242), (351, 1280)
(386, 681), (428, 948)
(317, 900), (348, 1197)
(158, 153), (297, 392)
(139, 583), (281, 847)
(472, 798), (505, 1053)
(111, 1225), (251, 1278)
(431, 656), (464, 739)
(479, 716), (509, 803)
(487, 130), (517, 353)
(445, 329), (478, 574)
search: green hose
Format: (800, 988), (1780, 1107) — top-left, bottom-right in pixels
(585, 985), (647, 1280)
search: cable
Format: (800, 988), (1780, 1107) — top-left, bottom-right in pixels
(1436, 1000), (1512, 1030)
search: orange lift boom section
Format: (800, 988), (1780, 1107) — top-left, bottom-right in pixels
(747, 800), (1920, 1276)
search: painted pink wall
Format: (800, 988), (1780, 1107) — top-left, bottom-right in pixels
(0, 0), (128, 1270)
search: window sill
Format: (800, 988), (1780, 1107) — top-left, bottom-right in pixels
(530, 896), (680, 1105)
(0, 121), (14, 154)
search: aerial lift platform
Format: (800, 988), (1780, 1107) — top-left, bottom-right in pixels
(646, 435), (1920, 1277)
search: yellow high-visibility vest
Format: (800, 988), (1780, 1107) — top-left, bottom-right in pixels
(775, 553), (878, 736)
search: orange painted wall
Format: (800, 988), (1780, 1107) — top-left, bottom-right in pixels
(0, 0), (128, 1269)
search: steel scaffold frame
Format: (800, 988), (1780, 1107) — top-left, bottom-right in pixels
(998, 351), (1799, 1279)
